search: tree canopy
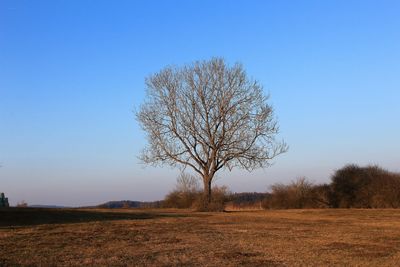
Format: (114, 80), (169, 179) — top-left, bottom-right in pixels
(137, 58), (287, 204)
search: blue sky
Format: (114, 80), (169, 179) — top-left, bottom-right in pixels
(1, 0), (399, 206)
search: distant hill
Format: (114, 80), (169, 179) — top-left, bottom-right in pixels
(97, 200), (164, 209)
(29, 205), (69, 208)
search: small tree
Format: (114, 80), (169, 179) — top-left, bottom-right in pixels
(137, 58), (287, 208)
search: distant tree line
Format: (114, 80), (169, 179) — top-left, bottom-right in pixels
(98, 200), (163, 209)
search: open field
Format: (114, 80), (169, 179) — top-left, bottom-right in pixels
(1, 208), (400, 266)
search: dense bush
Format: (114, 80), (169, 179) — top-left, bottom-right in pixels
(331, 164), (400, 208)
(310, 184), (332, 208)
(369, 173), (400, 208)
(263, 164), (400, 209)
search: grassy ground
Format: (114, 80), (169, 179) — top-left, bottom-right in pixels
(1, 208), (400, 266)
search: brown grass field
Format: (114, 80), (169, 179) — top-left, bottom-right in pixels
(1, 208), (400, 266)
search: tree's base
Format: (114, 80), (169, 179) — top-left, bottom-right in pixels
(192, 196), (225, 212)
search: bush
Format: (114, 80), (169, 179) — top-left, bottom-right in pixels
(369, 173), (400, 208)
(331, 164), (400, 208)
(163, 190), (201, 208)
(310, 184), (332, 208)
(163, 172), (201, 208)
(192, 185), (230, 212)
(263, 177), (320, 209)
(262, 165), (400, 209)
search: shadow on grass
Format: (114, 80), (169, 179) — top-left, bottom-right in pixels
(0, 208), (187, 227)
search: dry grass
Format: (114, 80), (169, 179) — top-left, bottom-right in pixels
(1, 208), (400, 266)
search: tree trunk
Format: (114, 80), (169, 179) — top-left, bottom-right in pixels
(203, 176), (212, 204)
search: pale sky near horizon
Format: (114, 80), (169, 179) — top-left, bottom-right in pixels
(1, 0), (399, 206)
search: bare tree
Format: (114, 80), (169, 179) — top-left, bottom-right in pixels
(137, 58), (287, 206)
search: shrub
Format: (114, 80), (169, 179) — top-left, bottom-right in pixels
(262, 178), (332, 209)
(262, 165), (400, 210)
(310, 184), (332, 208)
(330, 164), (400, 208)
(163, 190), (201, 209)
(263, 177), (319, 209)
(192, 185), (230, 212)
(163, 172), (201, 208)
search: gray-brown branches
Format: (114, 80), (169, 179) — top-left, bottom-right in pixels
(137, 58), (288, 204)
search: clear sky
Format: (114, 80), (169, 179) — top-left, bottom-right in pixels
(1, 0), (399, 206)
